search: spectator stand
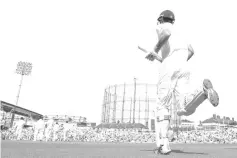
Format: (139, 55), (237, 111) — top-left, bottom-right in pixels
(45, 115), (87, 123)
(0, 100), (43, 129)
(95, 123), (148, 133)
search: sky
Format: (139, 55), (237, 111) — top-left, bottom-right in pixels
(0, 0), (237, 125)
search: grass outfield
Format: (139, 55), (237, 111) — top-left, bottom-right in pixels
(1, 140), (237, 158)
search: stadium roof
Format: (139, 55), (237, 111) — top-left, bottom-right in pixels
(0, 101), (43, 120)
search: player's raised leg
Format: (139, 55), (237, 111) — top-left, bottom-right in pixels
(177, 78), (219, 116)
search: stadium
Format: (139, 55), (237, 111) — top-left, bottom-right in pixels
(1, 5), (237, 157)
(1, 91), (237, 158)
(1, 81), (237, 158)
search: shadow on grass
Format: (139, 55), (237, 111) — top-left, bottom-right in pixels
(172, 149), (208, 155)
(140, 149), (208, 155)
(224, 148), (237, 150)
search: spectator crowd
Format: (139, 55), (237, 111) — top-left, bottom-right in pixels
(1, 117), (237, 144)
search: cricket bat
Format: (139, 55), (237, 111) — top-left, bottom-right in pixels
(138, 46), (150, 53)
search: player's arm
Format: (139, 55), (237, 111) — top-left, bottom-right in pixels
(154, 28), (171, 53)
(187, 44), (194, 61)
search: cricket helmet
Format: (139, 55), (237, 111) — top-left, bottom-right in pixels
(157, 10), (175, 24)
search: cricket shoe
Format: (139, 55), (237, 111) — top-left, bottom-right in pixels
(160, 147), (171, 155)
(203, 79), (219, 107)
(160, 138), (172, 155)
(153, 146), (162, 155)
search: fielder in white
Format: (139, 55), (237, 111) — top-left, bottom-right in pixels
(63, 119), (72, 141)
(14, 117), (25, 140)
(33, 117), (45, 141)
(138, 10), (219, 155)
(52, 121), (60, 141)
(45, 118), (54, 141)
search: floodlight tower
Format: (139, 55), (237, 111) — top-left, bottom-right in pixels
(10, 61), (32, 127)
